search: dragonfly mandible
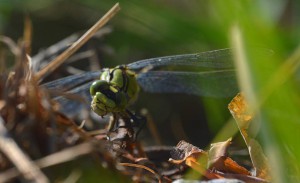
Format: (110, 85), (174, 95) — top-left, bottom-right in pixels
(42, 48), (238, 123)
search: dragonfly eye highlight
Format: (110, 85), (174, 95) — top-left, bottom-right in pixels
(90, 80), (110, 96)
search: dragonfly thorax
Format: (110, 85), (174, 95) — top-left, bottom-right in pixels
(90, 66), (140, 116)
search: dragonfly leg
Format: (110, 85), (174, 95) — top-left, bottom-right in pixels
(125, 109), (147, 140)
(107, 114), (135, 142)
(107, 111), (146, 141)
(107, 114), (118, 132)
(109, 113), (131, 131)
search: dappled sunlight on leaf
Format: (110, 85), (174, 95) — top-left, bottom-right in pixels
(228, 93), (271, 180)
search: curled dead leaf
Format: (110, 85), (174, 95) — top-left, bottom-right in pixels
(169, 140), (207, 165)
(169, 141), (222, 179)
(228, 93), (271, 180)
(209, 138), (250, 175)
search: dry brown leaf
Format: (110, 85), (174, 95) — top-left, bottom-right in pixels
(228, 93), (252, 140)
(209, 138), (232, 159)
(228, 93), (271, 180)
(208, 138), (250, 175)
(223, 157), (250, 175)
(169, 140), (207, 165)
(169, 141), (223, 179)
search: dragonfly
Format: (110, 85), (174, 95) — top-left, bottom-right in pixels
(42, 48), (238, 131)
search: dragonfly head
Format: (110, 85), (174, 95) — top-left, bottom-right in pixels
(90, 80), (127, 116)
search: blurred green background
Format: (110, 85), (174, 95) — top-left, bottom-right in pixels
(1, 0), (300, 182)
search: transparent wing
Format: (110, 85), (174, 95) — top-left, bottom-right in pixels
(42, 71), (101, 91)
(53, 81), (94, 118)
(127, 49), (234, 71)
(42, 71), (102, 118)
(136, 70), (238, 97)
(42, 49), (238, 117)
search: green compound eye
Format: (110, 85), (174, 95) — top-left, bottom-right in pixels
(90, 80), (110, 96)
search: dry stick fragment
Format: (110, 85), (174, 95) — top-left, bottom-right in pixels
(0, 142), (94, 182)
(0, 36), (20, 56)
(119, 162), (162, 183)
(0, 117), (49, 183)
(35, 3), (121, 81)
(24, 15), (32, 55)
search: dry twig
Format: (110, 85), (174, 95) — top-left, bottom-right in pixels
(35, 3), (120, 81)
(0, 142), (95, 182)
(0, 117), (49, 183)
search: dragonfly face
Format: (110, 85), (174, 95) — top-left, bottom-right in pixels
(89, 65), (140, 116)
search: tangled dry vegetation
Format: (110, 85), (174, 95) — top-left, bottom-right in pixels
(0, 4), (271, 183)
